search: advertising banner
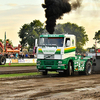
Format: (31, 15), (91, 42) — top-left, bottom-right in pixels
(6, 58), (37, 63)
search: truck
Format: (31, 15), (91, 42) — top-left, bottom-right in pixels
(36, 34), (93, 76)
(87, 48), (100, 59)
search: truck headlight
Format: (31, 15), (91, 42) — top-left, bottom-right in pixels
(37, 61), (41, 64)
(58, 61), (62, 64)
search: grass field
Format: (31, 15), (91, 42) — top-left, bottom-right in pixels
(0, 63), (58, 78)
(0, 63), (36, 67)
(0, 63), (38, 78)
(0, 72), (41, 78)
(0, 72), (58, 78)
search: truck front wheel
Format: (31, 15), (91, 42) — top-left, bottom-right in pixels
(66, 61), (74, 76)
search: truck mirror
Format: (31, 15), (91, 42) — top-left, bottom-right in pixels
(66, 40), (71, 47)
(35, 39), (38, 47)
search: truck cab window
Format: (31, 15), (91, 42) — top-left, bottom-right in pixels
(65, 38), (70, 47)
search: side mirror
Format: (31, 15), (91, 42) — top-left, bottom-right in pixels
(66, 40), (71, 47)
(35, 39), (38, 47)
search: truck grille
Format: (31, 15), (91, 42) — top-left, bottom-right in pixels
(44, 54), (54, 59)
(44, 60), (54, 65)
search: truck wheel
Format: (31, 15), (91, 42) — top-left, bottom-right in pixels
(67, 61), (74, 76)
(42, 71), (47, 75)
(0, 56), (6, 65)
(84, 61), (92, 75)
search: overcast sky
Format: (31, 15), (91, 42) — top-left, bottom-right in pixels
(0, 0), (100, 48)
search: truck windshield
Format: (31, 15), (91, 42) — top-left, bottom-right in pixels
(39, 37), (64, 47)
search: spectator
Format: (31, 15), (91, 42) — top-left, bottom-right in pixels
(8, 52), (10, 57)
(5, 52), (8, 58)
(19, 52), (22, 59)
(13, 52), (16, 58)
(21, 53), (24, 59)
(15, 53), (18, 58)
(25, 53), (29, 58)
(10, 53), (14, 58)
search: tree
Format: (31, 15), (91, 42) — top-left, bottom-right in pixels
(93, 30), (100, 43)
(18, 20), (44, 48)
(55, 24), (64, 34)
(18, 24), (30, 47)
(55, 22), (88, 53)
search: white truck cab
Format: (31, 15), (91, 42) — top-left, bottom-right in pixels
(37, 34), (76, 60)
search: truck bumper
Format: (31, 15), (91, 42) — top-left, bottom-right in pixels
(38, 69), (65, 72)
(37, 65), (66, 71)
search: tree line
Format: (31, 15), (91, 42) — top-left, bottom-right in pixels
(1, 19), (99, 53)
(18, 19), (89, 53)
(93, 30), (100, 44)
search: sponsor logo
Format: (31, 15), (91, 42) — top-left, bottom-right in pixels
(43, 50), (55, 52)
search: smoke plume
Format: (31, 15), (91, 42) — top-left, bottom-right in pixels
(42, 0), (82, 34)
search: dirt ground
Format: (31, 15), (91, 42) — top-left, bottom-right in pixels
(0, 66), (37, 74)
(0, 73), (100, 100)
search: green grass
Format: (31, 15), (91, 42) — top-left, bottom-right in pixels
(0, 72), (58, 78)
(0, 63), (36, 67)
(0, 72), (41, 78)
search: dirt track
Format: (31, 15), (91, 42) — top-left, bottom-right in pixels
(0, 73), (100, 100)
(0, 66), (37, 74)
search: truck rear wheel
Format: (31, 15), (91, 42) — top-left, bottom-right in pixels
(84, 61), (92, 75)
(78, 61), (92, 75)
(0, 56), (6, 65)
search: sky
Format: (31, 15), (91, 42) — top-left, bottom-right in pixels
(0, 0), (100, 48)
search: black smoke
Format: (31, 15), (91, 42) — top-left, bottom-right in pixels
(42, 0), (82, 34)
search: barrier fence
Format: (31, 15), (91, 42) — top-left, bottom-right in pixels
(6, 58), (37, 63)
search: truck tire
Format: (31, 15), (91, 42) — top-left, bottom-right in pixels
(42, 71), (47, 75)
(0, 56), (6, 65)
(66, 61), (74, 76)
(84, 61), (92, 75)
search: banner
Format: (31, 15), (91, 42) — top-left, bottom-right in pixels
(6, 58), (37, 63)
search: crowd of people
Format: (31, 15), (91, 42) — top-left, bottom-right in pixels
(2, 52), (35, 59)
